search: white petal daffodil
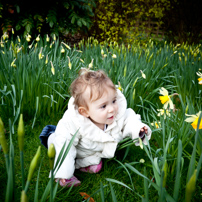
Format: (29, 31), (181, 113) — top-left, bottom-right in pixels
(185, 111), (202, 130)
(157, 109), (171, 119)
(159, 87), (176, 109)
(140, 70), (146, 79)
(196, 71), (202, 85)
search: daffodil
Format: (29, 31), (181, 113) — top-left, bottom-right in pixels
(67, 56), (72, 69)
(112, 54), (117, 59)
(185, 111), (202, 130)
(11, 58), (17, 68)
(45, 55), (48, 64)
(80, 58), (84, 63)
(38, 47), (44, 60)
(139, 159), (145, 163)
(116, 81), (123, 92)
(151, 121), (161, 128)
(50, 61), (55, 75)
(53, 34), (56, 41)
(159, 87), (175, 109)
(17, 36), (21, 43)
(157, 109), (171, 119)
(36, 34), (40, 42)
(26, 34), (31, 42)
(196, 71), (202, 85)
(46, 34), (50, 42)
(61, 46), (65, 53)
(140, 70), (146, 79)
(62, 42), (71, 50)
(88, 59), (94, 69)
(101, 49), (104, 56)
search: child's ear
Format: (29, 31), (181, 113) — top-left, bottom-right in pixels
(78, 106), (89, 117)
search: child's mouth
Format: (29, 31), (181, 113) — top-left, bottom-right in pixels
(108, 116), (114, 120)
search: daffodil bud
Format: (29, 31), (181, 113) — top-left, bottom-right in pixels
(20, 190), (28, 202)
(0, 118), (8, 154)
(17, 114), (25, 151)
(185, 169), (197, 202)
(27, 146), (41, 182)
(48, 143), (56, 170)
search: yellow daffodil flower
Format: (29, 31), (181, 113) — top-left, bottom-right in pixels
(139, 159), (145, 163)
(80, 58), (84, 63)
(196, 71), (202, 85)
(11, 58), (17, 68)
(3, 32), (9, 40)
(140, 70), (146, 79)
(67, 56), (72, 69)
(36, 34), (40, 42)
(101, 49), (104, 56)
(46, 34), (50, 42)
(12, 28), (14, 34)
(17, 36), (21, 43)
(151, 121), (161, 128)
(50, 61), (55, 75)
(159, 87), (174, 109)
(115, 81), (123, 92)
(26, 34), (31, 42)
(61, 46), (65, 53)
(157, 109), (171, 119)
(38, 47), (44, 60)
(53, 34), (56, 41)
(88, 59), (94, 69)
(62, 42), (71, 50)
(45, 55), (48, 64)
(185, 111), (202, 130)
(112, 54), (117, 59)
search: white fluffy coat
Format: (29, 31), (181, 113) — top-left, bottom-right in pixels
(48, 89), (152, 179)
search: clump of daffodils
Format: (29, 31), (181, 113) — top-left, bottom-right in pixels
(159, 87), (178, 109)
(157, 109), (171, 119)
(185, 111), (202, 130)
(196, 71), (202, 85)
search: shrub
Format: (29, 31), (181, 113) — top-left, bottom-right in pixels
(0, 0), (96, 37)
(90, 0), (171, 43)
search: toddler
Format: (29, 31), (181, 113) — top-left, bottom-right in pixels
(39, 68), (152, 187)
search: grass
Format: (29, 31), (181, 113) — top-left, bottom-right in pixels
(0, 33), (202, 201)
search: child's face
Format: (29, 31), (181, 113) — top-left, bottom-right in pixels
(82, 87), (118, 130)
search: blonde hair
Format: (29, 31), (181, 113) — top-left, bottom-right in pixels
(70, 68), (116, 109)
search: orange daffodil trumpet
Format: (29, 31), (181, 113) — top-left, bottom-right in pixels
(196, 71), (202, 85)
(185, 111), (202, 130)
(159, 87), (178, 109)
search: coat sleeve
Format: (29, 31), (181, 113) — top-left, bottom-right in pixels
(48, 112), (79, 179)
(122, 108), (152, 146)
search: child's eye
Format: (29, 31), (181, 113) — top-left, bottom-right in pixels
(101, 105), (106, 109)
(113, 99), (117, 104)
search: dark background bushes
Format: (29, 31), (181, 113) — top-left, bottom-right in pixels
(0, 0), (202, 44)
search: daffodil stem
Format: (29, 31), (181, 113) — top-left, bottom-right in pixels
(24, 181), (30, 194)
(20, 151), (25, 190)
(50, 169), (53, 202)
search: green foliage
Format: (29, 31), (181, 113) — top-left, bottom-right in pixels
(91, 0), (171, 43)
(0, 0), (96, 36)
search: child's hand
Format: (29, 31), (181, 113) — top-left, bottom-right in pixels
(139, 126), (148, 139)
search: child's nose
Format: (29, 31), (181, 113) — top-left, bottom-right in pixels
(108, 105), (114, 113)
